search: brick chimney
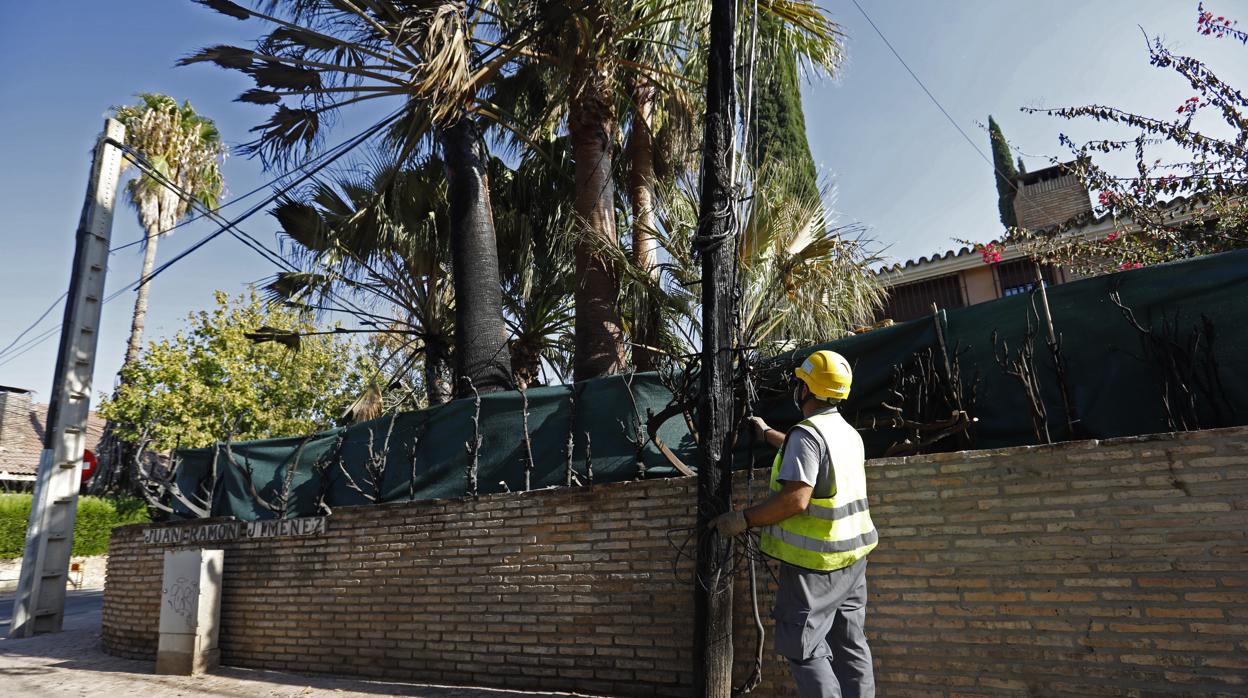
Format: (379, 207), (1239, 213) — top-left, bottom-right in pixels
(0, 386), (33, 448)
(1012, 161), (1093, 230)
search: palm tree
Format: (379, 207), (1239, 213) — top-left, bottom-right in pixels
(111, 93), (225, 369)
(266, 157), (456, 405)
(630, 161), (884, 360)
(183, 0), (534, 396)
(490, 143), (578, 387)
(90, 94), (225, 494)
(613, 0), (846, 369)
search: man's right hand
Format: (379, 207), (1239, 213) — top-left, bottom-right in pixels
(745, 416), (771, 440)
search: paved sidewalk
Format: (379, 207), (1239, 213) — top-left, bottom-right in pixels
(0, 590), (586, 697)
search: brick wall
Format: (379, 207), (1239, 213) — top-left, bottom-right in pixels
(104, 426), (1248, 697)
(1013, 173), (1093, 230)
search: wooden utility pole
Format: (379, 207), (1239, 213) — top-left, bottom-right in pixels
(11, 119), (125, 637)
(693, 0), (737, 692)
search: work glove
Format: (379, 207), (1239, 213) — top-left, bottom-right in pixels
(745, 416), (771, 440)
(709, 510), (749, 538)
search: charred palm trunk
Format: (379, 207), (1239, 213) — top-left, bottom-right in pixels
(511, 336), (543, 390)
(628, 79), (662, 372)
(570, 49), (627, 383)
(424, 332), (454, 405)
(694, 0), (737, 693)
(440, 116), (513, 396)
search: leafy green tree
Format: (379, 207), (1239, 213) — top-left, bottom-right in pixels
(110, 94), (226, 369)
(988, 115), (1019, 229)
(98, 290), (377, 454)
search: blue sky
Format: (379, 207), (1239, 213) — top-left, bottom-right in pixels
(1, 1), (1245, 400)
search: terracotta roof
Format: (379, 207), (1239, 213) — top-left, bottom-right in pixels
(874, 194), (1208, 277)
(0, 402), (107, 480)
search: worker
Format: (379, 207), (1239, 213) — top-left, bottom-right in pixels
(710, 349), (877, 698)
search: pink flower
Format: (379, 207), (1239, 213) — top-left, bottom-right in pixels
(1104, 232), (1120, 243)
(1119, 261), (1144, 271)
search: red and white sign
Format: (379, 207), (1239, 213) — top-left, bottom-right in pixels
(81, 449), (97, 482)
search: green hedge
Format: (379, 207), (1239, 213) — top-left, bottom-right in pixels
(0, 494), (150, 559)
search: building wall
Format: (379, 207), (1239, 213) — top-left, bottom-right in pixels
(961, 265), (998, 305)
(0, 389), (32, 451)
(104, 427), (1248, 697)
(1014, 173), (1093, 230)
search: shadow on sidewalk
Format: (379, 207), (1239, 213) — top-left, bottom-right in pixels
(0, 592), (589, 697)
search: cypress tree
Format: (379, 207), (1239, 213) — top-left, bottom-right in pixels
(751, 15), (819, 201)
(989, 115), (1019, 228)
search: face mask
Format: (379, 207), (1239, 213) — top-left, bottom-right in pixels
(792, 384), (805, 412)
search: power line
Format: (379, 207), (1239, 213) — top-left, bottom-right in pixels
(0, 115), (404, 366)
(117, 108), (400, 294)
(107, 138), (391, 328)
(850, 0), (999, 175)
(108, 110), (400, 255)
(0, 292), (68, 357)
(850, 0), (1097, 231)
(0, 109), (403, 370)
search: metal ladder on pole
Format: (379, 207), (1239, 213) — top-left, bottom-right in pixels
(10, 119), (125, 637)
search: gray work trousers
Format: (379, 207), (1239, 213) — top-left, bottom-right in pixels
(772, 558), (874, 698)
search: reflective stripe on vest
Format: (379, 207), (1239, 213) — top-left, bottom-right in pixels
(758, 409), (877, 571)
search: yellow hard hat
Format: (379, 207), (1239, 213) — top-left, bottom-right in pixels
(795, 350), (852, 400)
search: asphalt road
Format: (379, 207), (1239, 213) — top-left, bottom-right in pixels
(0, 588), (103, 637)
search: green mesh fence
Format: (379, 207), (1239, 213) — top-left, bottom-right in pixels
(170, 250), (1248, 520)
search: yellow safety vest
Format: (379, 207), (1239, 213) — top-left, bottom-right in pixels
(759, 409), (878, 571)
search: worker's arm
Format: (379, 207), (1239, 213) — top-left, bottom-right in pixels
(709, 427), (819, 538)
(708, 480), (812, 537)
(743, 480), (813, 527)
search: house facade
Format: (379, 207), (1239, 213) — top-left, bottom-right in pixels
(0, 385), (107, 488)
(873, 162), (1092, 323)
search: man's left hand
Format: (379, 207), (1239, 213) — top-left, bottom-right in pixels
(709, 510), (749, 538)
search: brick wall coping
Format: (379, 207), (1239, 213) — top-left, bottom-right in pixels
(865, 423), (1248, 467)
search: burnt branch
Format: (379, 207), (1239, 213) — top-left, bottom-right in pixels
(223, 438), (282, 514)
(855, 342), (980, 456)
(133, 425), (212, 519)
(462, 377), (481, 497)
(519, 385), (535, 491)
(564, 385), (583, 487)
(1109, 290), (1234, 430)
(992, 314), (1052, 444)
(584, 431), (594, 484)
(618, 372), (649, 480)
(341, 416), (397, 503)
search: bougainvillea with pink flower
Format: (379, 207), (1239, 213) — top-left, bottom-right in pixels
(1010, 3), (1248, 274)
(980, 242), (1004, 264)
(1198, 3), (1248, 43)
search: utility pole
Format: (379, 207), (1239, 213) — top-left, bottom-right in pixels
(11, 119), (125, 637)
(693, 0), (736, 692)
